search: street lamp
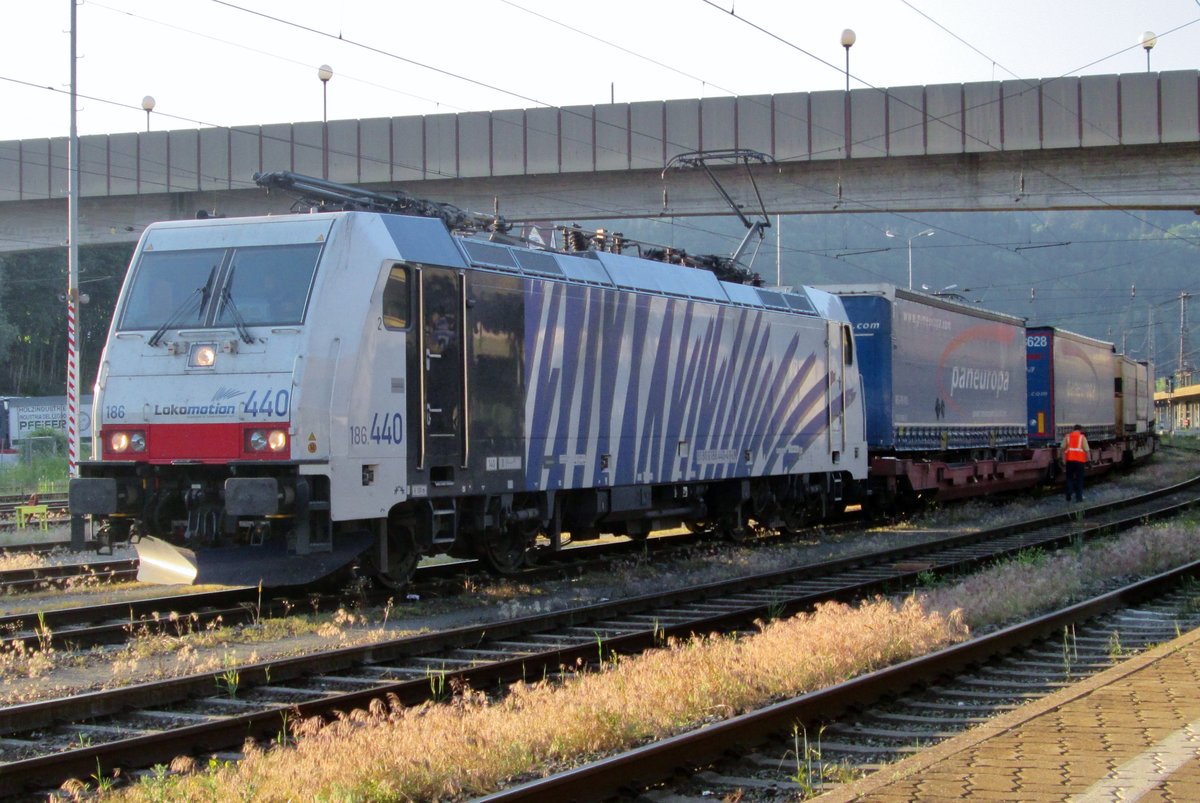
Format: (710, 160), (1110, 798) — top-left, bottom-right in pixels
(1141, 31), (1156, 72)
(885, 228), (935, 291)
(840, 29), (856, 93)
(318, 64), (333, 178)
(141, 95), (155, 132)
(317, 64), (333, 122)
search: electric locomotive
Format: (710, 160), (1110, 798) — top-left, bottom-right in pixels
(69, 172), (867, 587)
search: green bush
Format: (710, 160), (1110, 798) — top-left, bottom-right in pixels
(0, 428), (70, 495)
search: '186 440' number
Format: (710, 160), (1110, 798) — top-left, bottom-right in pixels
(350, 412), (403, 447)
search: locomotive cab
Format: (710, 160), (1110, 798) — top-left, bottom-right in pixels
(70, 214), (380, 586)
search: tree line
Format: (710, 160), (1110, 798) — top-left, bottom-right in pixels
(2, 210), (1198, 397)
(0, 244), (129, 396)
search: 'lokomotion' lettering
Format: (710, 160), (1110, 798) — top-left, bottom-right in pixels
(949, 366), (1010, 397)
(153, 403), (237, 417)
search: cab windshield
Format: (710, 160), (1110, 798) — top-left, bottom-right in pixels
(119, 242), (322, 331)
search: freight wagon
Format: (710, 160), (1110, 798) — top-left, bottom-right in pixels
(819, 284), (1049, 504)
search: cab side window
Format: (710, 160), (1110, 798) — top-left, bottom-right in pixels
(382, 265), (410, 330)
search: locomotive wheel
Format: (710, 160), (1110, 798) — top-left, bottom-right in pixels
(375, 527), (420, 590)
(480, 525), (530, 575)
(625, 523), (651, 543)
(777, 509), (808, 536)
(720, 511), (752, 543)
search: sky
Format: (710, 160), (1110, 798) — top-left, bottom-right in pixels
(3, 1), (1200, 368)
(2, 0), (1199, 142)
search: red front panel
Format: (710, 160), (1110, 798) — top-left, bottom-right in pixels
(99, 423), (290, 463)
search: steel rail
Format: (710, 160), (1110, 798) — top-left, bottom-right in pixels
(0, 526), (714, 653)
(0, 558), (138, 593)
(475, 559), (1200, 802)
(0, 586), (259, 649)
(0, 478), (1197, 795)
(0, 541), (72, 553)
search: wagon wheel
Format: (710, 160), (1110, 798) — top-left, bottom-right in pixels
(374, 525), (421, 591)
(480, 523), (531, 575)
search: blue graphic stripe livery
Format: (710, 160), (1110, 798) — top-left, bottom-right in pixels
(523, 280), (847, 490)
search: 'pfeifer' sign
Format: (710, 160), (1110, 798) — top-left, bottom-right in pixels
(7, 396), (92, 442)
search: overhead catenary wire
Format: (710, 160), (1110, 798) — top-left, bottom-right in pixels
(0, 0), (1194, 316)
(3, 2), (1192, 254)
(696, 0), (1200, 253)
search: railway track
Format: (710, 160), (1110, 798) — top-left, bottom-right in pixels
(482, 565), (1200, 802)
(0, 558), (138, 594)
(0, 526), (716, 653)
(0, 540), (73, 555)
(0, 493), (68, 532)
(2, 474), (1198, 797)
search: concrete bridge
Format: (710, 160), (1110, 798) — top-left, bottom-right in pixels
(2, 69), (1198, 253)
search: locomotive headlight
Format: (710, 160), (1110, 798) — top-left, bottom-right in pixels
(188, 343), (218, 368)
(109, 430), (147, 454)
(246, 429), (288, 453)
(267, 430), (288, 452)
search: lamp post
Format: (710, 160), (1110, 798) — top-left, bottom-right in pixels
(840, 29), (856, 92)
(885, 228), (935, 290)
(318, 64), (333, 122)
(318, 64), (333, 178)
(1141, 31), (1156, 72)
(141, 95), (155, 132)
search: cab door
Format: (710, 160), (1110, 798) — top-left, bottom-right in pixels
(418, 267), (467, 474)
(826, 320), (846, 457)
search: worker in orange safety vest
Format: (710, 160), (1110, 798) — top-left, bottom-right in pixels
(1061, 424), (1090, 503)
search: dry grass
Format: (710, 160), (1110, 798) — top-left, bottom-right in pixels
(3, 579), (227, 614)
(112, 597), (965, 802)
(921, 516), (1200, 629)
(0, 551), (45, 572)
(0, 542), (138, 575)
(0, 603), (425, 703)
(76, 451), (1200, 799)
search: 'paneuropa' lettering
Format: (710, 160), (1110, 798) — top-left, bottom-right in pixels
(950, 366), (1010, 397)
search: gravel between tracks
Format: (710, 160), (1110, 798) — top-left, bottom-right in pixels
(0, 452), (1188, 708)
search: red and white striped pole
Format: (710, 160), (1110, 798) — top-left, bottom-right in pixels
(67, 290), (79, 472)
(67, 0), (81, 479)
(67, 0), (86, 551)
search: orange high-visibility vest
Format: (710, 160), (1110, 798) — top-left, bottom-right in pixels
(1064, 430), (1087, 462)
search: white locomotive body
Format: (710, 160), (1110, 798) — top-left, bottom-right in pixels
(70, 183), (866, 587)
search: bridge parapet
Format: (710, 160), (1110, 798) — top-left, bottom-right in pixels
(2, 70), (1196, 204)
(1, 71), (1198, 252)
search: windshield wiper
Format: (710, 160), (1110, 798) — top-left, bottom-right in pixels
(148, 287), (204, 347)
(148, 264), (217, 348)
(219, 286), (255, 345)
(199, 263), (217, 310)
